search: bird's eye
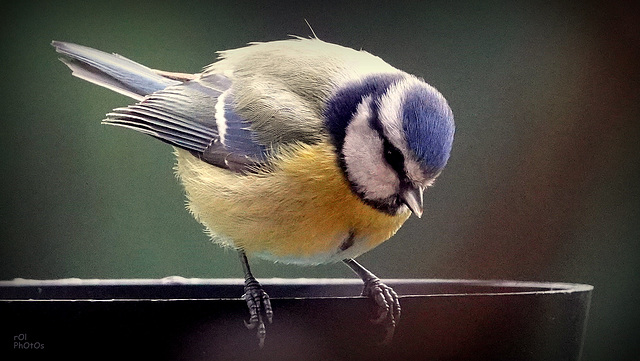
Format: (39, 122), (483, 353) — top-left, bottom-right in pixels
(382, 140), (405, 171)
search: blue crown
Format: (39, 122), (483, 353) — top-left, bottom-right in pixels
(325, 74), (454, 175)
(402, 84), (454, 174)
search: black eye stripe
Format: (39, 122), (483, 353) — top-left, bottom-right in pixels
(369, 98), (408, 181)
(382, 137), (406, 177)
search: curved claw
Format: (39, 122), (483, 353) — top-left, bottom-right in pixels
(242, 278), (272, 348)
(362, 278), (401, 345)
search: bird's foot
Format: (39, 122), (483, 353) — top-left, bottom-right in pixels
(361, 277), (401, 345)
(242, 275), (273, 348)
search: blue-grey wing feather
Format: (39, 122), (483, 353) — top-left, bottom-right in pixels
(221, 91), (269, 156)
(52, 41), (180, 100)
(104, 74), (268, 172)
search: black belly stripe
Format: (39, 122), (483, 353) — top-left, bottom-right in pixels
(339, 230), (356, 251)
(368, 99), (408, 182)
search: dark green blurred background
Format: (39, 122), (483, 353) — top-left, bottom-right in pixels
(1, 0), (638, 359)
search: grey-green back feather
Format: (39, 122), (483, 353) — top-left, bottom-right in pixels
(205, 38), (400, 146)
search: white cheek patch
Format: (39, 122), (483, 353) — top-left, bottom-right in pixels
(342, 98), (399, 200)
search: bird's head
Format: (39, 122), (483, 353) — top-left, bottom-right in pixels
(325, 74), (455, 217)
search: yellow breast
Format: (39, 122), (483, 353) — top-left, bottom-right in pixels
(175, 141), (410, 264)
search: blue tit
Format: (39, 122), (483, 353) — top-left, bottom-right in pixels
(52, 37), (455, 347)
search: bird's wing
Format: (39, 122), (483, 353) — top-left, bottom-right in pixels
(52, 41), (181, 101)
(104, 73), (268, 173)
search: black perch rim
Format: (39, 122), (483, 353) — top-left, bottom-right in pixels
(1, 278), (592, 361)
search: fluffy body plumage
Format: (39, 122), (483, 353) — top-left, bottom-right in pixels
(176, 142), (410, 264)
(53, 37), (455, 346)
(53, 38), (454, 265)
(173, 39), (420, 264)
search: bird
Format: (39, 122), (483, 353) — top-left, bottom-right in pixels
(52, 37), (455, 347)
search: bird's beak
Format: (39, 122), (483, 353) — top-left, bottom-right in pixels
(401, 186), (424, 218)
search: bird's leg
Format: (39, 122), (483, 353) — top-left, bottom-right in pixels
(239, 250), (273, 348)
(343, 258), (401, 345)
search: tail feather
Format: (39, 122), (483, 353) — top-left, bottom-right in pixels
(52, 41), (181, 100)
